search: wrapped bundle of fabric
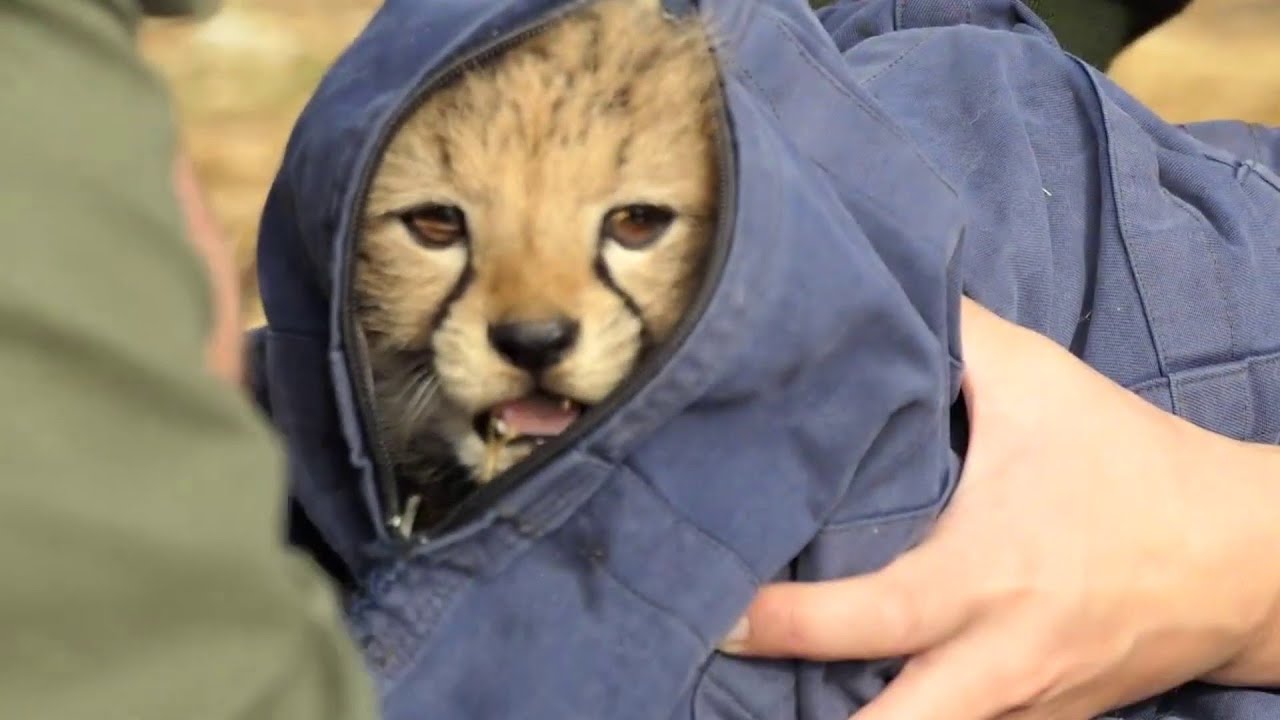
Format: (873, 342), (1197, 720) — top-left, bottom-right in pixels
(245, 0), (1280, 717)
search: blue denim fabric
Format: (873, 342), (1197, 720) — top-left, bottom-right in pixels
(248, 0), (1280, 718)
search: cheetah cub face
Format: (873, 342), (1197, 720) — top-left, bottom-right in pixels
(354, 0), (722, 490)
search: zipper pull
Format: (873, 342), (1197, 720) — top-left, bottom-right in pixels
(389, 494), (423, 539)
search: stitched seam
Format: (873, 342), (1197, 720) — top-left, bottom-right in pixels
(735, 65), (781, 121)
(1249, 122), (1265, 162)
(860, 29), (937, 86)
(896, 0), (972, 29)
(622, 459), (761, 584)
(768, 16), (961, 198)
(896, 0), (972, 31)
(1174, 363), (1254, 385)
(1109, 154), (1168, 379)
(1080, 59), (1170, 382)
(1159, 188), (1240, 363)
(1176, 349), (1280, 384)
(1127, 348), (1280, 391)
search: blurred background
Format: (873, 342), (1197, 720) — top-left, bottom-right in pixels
(139, 0), (1280, 329)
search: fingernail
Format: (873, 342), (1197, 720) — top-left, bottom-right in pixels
(719, 615), (750, 652)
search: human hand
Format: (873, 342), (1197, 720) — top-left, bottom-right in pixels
(721, 298), (1280, 719)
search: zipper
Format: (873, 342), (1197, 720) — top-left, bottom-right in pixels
(340, 0), (737, 541)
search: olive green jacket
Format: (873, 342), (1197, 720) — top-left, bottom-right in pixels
(0, 2), (376, 719)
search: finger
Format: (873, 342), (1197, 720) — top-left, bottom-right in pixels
(957, 298), (1038, 377)
(721, 543), (977, 660)
(956, 297), (1062, 414)
(852, 618), (1044, 720)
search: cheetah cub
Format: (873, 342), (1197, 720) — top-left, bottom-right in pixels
(353, 0), (722, 511)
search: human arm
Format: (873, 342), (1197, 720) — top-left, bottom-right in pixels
(720, 297), (1280, 719)
(0, 1), (377, 717)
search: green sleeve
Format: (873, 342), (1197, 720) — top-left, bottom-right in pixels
(0, 3), (378, 719)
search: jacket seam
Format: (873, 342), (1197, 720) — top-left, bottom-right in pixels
(767, 14), (960, 198)
(622, 459), (762, 585)
(1158, 188), (1240, 363)
(1078, 59), (1170, 380)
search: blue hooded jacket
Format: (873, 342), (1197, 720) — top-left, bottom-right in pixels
(247, 0), (1280, 718)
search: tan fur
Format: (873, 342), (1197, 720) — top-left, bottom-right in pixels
(354, 0), (721, 493)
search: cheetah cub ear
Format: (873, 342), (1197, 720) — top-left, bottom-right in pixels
(354, 0), (724, 499)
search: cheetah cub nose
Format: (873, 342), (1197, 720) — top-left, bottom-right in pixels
(487, 317), (581, 371)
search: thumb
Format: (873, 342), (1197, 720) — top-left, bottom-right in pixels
(719, 542), (974, 661)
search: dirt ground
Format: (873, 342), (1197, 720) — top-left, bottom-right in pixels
(139, 0), (1280, 328)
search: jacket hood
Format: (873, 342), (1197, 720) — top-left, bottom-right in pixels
(255, 0), (963, 582)
(254, 0), (963, 715)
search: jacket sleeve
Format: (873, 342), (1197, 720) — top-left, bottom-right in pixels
(0, 2), (378, 719)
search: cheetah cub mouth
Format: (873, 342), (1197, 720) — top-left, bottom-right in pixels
(476, 393), (582, 461)
(353, 0), (722, 513)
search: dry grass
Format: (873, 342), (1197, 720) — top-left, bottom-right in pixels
(140, 0), (1280, 329)
(141, 0), (381, 326)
